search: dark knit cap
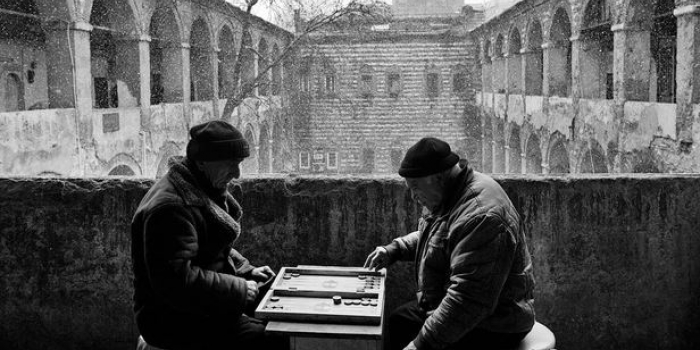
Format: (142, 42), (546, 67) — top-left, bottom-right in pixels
(186, 120), (250, 161)
(398, 137), (459, 178)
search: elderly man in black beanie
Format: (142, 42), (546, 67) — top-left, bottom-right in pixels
(365, 137), (535, 350)
(131, 120), (284, 350)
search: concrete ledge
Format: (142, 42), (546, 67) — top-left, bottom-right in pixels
(1, 175), (699, 350)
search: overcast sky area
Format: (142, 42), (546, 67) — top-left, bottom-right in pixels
(225, 0), (518, 29)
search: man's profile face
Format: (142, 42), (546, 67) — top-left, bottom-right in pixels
(198, 158), (244, 190)
(405, 174), (444, 212)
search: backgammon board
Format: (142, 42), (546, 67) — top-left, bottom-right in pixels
(255, 265), (387, 325)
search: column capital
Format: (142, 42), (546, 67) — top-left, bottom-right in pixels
(519, 48), (530, 54)
(541, 42), (552, 49)
(611, 23), (625, 32)
(140, 34), (152, 42)
(181, 43), (191, 49)
(43, 20), (93, 32)
(569, 35), (581, 41)
(675, 5), (700, 17)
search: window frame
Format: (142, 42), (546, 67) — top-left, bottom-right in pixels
(299, 151), (310, 169)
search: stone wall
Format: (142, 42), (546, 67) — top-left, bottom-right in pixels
(1, 174), (699, 350)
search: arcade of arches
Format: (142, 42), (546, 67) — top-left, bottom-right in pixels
(472, 0), (700, 173)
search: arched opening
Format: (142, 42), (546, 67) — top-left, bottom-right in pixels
(526, 20), (544, 95)
(271, 44), (282, 95)
(494, 119), (506, 173)
(525, 133), (542, 173)
(508, 28), (522, 94)
(548, 134), (570, 174)
(90, 0), (140, 108)
(190, 17), (213, 101)
(240, 31), (255, 97)
(257, 38), (269, 96)
(483, 116), (493, 172)
(548, 7), (572, 97)
(218, 25), (236, 99)
(5, 73), (24, 112)
(258, 124), (270, 173)
(150, 3), (183, 104)
(482, 40), (493, 92)
(0, 0), (46, 111)
(581, 0), (613, 99)
(580, 139), (608, 173)
(108, 164), (135, 176)
(651, 0), (676, 103)
(508, 125), (521, 173)
(494, 34), (505, 93)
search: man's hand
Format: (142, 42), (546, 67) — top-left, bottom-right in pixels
(251, 266), (275, 282)
(403, 341), (418, 350)
(245, 280), (259, 304)
(364, 246), (391, 271)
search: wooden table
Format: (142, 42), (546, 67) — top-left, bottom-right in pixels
(257, 266), (386, 350)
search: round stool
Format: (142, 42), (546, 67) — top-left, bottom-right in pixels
(514, 321), (556, 350)
(137, 335), (168, 350)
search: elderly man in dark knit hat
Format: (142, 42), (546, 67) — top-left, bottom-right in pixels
(131, 120), (284, 350)
(365, 137), (535, 350)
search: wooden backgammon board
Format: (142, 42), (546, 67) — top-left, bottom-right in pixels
(255, 265), (387, 325)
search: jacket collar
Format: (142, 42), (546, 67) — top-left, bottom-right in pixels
(435, 160), (473, 217)
(166, 157), (244, 239)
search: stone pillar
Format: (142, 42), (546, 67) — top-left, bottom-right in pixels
(115, 37), (143, 108)
(520, 152), (527, 174)
(504, 145), (511, 173)
(137, 35), (151, 128)
(181, 43), (191, 123)
(612, 23), (651, 102)
(45, 21), (93, 112)
(44, 21), (93, 176)
(211, 48), (220, 118)
(541, 43), (552, 97)
(541, 162), (550, 175)
(570, 35), (583, 100)
(268, 139), (274, 173)
(160, 43), (184, 103)
(674, 4), (700, 146)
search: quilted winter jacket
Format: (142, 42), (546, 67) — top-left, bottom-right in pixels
(131, 158), (256, 349)
(384, 164), (535, 350)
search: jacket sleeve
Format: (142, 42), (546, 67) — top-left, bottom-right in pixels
(229, 248), (255, 278)
(143, 204), (249, 317)
(383, 230), (420, 262)
(414, 214), (518, 350)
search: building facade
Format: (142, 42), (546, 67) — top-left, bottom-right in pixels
(471, 0), (700, 173)
(292, 1), (484, 174)
(0, 0), (294, 178)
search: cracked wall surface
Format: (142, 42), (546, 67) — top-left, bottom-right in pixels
(1, 175), (699, 350)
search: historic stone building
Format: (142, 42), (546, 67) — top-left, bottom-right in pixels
(471, 0), (700, 173)
(291, 0), (484, 174)
(0, 0), (294, 178)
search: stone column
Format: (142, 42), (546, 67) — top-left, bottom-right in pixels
(520, 152), (527, 174)
(44, 21), (93, 112)
(674, 4), (700, 146)
(612, 23), (651, 102)
(137, 35), (151, 128)
(115, 37), (143, 108)
(211, 47), (220, 118)
(268, 139), (274, 173)
(44, 21), (93, 176)
(570, 35), (583, 100)
(504, 145), (511, 173)
(541, 162), (550, 175)
(181, 43), (191, 123)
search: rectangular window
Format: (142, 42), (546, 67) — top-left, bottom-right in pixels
(387, 73), (401, 98)
(300, 73), (310, 92)
(325, 74), (335, 94)
(427, 73), (440, 98)
(299, 151), (310, 169)
(327, 152), (338, 169)
(360, 74), (373, 98)
(453, 72), (467, 94)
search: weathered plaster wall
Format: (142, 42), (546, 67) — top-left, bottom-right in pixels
(1, 175), (700, 350)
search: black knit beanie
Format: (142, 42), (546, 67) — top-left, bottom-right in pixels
(186, 120), (250, 161)
(398, 137), (459, 178)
